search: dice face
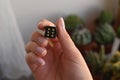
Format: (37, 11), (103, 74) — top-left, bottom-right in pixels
(44, 26), (57, 38)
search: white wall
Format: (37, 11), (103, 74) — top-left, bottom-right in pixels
(10, 0), (109, 43)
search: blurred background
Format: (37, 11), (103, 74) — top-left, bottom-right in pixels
(0, 0), (120, 80)
(10, 0), (113, 44)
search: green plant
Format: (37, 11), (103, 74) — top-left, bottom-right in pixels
(71, 26), (92, 46)
(103, 51), (120, 80)
(99, 11), (113, 24)
(86, 47), (120, 80)
(110, 51), (120, 63)
(65, 14), (84, 32)
(86, 46), (106, 74)
(94, 24), (115, 44)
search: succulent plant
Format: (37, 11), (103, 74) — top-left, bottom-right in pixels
(71, 26), (92, 46)
(65, 14), (84, 32)
(103, 51), (120, 80)
(96, 11), (114, 24)
(86, 46), (106, 74)
(86, 49), (120, 80)
(110, 51), (120, 63)
(94, 24), (115, 44)
(112, 61), (120, 75)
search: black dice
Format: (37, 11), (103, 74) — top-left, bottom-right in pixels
(44, 26), (57, 38)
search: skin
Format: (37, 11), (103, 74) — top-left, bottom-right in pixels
(25, 17), (93, 80)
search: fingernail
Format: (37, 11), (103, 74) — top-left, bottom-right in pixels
(38, 37), (45, 44)
(36, 47), (46, 56)
(60, 17), (65, 29)
(37, 58), (45, 66)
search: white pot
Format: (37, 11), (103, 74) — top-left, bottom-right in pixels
(111, 37), (120, 56)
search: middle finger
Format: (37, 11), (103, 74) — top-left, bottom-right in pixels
(31, 31), (48, 47)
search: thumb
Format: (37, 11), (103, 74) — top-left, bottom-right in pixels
(56, 17), (78, 53)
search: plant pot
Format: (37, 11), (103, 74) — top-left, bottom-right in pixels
(77, 41), (98, 56)
(111, 37), (120, 55)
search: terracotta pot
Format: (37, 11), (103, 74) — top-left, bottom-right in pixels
(77, 41), (113, 56)
(77, 41), (98, 56)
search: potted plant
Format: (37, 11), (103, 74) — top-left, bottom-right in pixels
(64, 14), (97, 55)
(94, 11), (116, 53)
(94, 23), (116, 53)
(103, 51), (120, 80)
(71, 25), (97, 55)
(86, 46), (120, 80)
(86, 46), (106, 80)
(111, 26), (120, 55)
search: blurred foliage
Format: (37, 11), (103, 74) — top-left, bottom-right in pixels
(71, 26), (92, 46)
(94, 24), (115, 44)
(64, 14), (84, 32)
(86, 46), (106, 74)
(103, 51), (120, 80)
(95, 11), (113, 25)
(64, 10), (119, 80)
(86, 46), (120, 80)
(99, 11), (113, 24)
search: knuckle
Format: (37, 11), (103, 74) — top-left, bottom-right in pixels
(25, 41), (36, 52)
(31, 32), (48, 47)
(25, 52), (34, 63)
(25, 42), (31, 52)
(40, 39), (48, 47)
(26, 41), (33, 48)
(31, 31), (39, 41)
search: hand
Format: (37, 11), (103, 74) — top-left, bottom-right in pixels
(25, 18), (93, 80)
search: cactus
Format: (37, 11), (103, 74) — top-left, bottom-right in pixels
(71, 26), (92, 46)
(65, 14), (84, 31)
(94, 24), (115, 44)
(112, 61), (120, 75)
(103, 51), (120, 80)
(110, 51), (120, 63)
(99, 11), (113, 24)
(86, 46), (106, 74)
